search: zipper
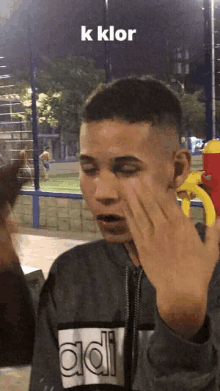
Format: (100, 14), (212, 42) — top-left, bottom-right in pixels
(124, 266), (131, 390)
(124, 266), (143, 390)
(131, 268), (144, 383)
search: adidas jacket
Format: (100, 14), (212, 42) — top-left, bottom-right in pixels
(30, 229), (220, 390)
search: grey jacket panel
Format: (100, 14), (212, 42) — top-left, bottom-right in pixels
(30, 239), (220, 390)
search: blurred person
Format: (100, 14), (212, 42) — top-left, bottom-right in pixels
(39, 147), (50, 181)
(0, 158), (35, 366)
(29, 77), (220, 390)
(19, 145), (33, 185)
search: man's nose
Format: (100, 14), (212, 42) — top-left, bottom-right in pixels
(94, 172), (119, 203)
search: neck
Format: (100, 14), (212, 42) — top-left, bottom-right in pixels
(124, 241), (140, 266)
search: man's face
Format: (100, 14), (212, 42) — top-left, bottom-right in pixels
(79, 120), (176, 243)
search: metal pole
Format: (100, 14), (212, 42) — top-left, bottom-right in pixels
(203, 0), (216, 140)
(29, 23), (40, 228)
(211, 0), (216, 139)
(29, 26), (39, 191)
(104, 0), (112, 82)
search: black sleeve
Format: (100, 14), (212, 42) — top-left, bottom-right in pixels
(144, 306), (219, 390)
(0, 265), (35, 366)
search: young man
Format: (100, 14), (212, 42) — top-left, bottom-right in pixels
(30, 77), (220, 390)
(39, 146), (50, 181)
(0, 159), (35, 366)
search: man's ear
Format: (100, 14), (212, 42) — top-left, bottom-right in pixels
(172, 149), (191, 189)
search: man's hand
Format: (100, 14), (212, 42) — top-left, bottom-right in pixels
(176, 189), (196, 201)
(0, 158), (27, 267)
(0, 158), (27, 211)
(121, 179), (220, 339)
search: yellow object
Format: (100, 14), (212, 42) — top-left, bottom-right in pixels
(177, 171), (216, 227)
(203, 139), (220, 154)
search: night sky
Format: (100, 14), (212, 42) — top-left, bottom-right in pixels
(0, 0), (210, 81)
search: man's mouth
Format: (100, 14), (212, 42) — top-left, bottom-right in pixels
(97, 214), (124, 222)
(96, 214), (127, 234)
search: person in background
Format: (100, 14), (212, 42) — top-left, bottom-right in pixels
(19, 144), (33, 185)
(39, 146), (50, 181)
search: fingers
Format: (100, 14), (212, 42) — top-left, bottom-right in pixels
(121, 182), (151, 241)
(176, 190), (196, 201)
(208, 216), (220, 243)
(122, 181), (153, 222)
(120, 177), (182, 231)
(203, 217), (220, 264)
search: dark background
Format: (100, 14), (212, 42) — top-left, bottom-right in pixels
(1, 0), (213, 85)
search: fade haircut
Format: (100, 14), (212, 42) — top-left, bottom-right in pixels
(81, 76), (182, 134)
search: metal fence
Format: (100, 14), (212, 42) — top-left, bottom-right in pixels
(20, 189), (83, 228)
(18, 189), (204, 230)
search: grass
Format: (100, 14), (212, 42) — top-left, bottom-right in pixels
(24, 173), (81, 193)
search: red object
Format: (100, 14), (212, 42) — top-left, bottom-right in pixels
(202, 153), (220, 216)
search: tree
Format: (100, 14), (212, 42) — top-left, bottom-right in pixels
(12, 85), (62, 129)
(177, 89), (220, 140)
(177, 90), (206, 139)
(13, 56), (104, 145)
(37, 56), (105, 142)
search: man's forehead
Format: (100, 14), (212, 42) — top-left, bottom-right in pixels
(79, 120), (179, 163)
(80, 120), (151, 132)
(80, 120), (151, 144)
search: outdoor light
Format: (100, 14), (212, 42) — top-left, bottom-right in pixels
(0, 75), (11, 79)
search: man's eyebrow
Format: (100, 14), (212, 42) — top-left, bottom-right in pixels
(113, 156), (143, 164)
(79, 154), (143, 164)
(79, 154), (95, 162)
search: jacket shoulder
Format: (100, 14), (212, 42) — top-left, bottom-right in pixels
(48, 239), (107, 276)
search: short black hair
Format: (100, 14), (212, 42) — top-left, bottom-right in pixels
(81, 76), (182, 132)
(45, 147), (50, 151)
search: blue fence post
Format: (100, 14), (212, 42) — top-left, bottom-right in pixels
(30, 52), (40, 193)
(33, 193), (39, 228)
(29, 22), (40, 228)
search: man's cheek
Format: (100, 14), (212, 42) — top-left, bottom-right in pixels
(80, 177), (97, 205)
(79, 175), (89, 198)
(130, 175), (153, 191)
(153, 163), (175, 192)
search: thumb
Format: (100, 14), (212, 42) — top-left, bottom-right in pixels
(205, 217), (220, 261)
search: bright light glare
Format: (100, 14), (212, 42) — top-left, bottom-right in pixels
(0, 0), (11, 17)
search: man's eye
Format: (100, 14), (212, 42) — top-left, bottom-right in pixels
(115, 165), (140, 175)
(81, 165), (97, 175)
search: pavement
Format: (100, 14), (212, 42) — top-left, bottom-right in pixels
(0, 227), (95, 390)
(12, 230), (88, 279)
